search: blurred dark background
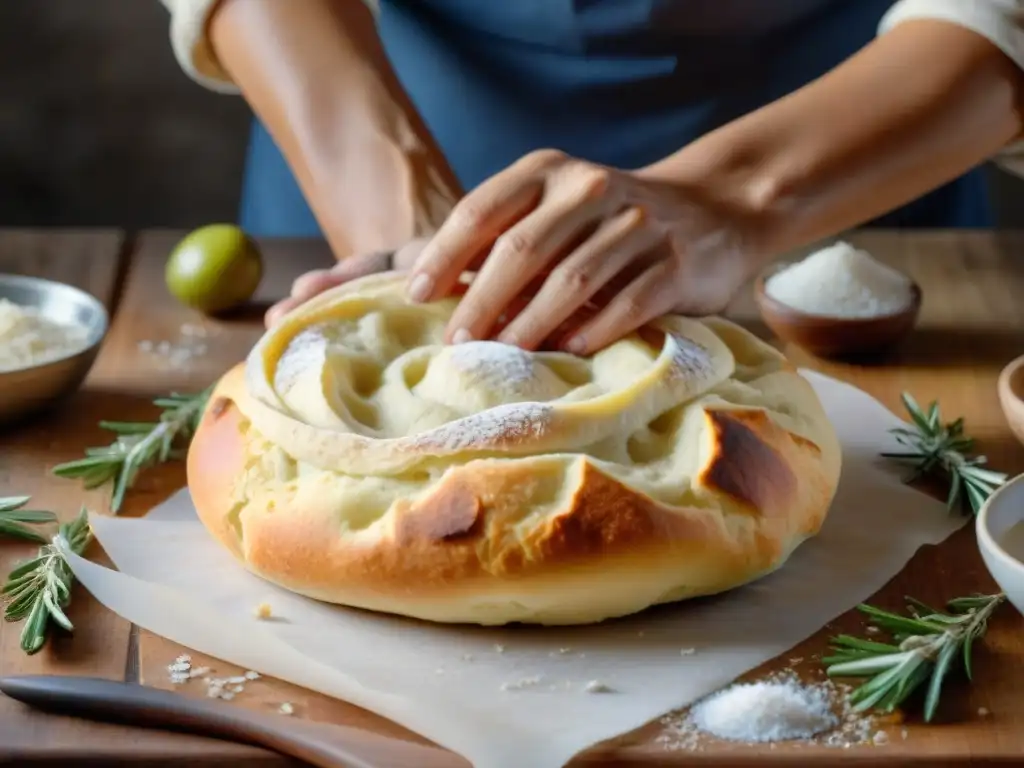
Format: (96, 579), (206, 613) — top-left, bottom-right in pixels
(3, 0), (1024, 230)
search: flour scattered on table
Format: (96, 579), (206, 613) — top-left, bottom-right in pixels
(657, 672), (881, 751)
(584, 680), (615, 694)
(0, 298), (91, 372)
(138, 323), (212, 368)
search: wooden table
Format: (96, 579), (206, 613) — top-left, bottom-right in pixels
(1, 229), (1022, 766)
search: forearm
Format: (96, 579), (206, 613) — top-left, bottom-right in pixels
(645, 20), (1024, 255)
(209, 0), (460, 257)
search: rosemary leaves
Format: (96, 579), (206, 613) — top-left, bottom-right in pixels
(825, 593), (1005, 722)
(0, 496), (57, 544)
(52, 388), (211, 513)
(1, 506), (92, 654)
(884, 392), (1007, 514)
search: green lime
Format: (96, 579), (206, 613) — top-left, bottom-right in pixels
(165, 224), (263, 314)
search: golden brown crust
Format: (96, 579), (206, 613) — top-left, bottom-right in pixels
(187, 359), (839, 626)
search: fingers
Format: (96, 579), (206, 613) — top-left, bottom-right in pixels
(562, 256), (680, 355)
(406, 149), (586, 304)
(442, 195), (602, 344)
(264, 250), (394, 328)
(494, 206), (662, 350)
(407, 174), (545, 304)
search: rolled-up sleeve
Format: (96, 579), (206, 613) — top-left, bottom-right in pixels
(160, 0), (239, 93)
(880, 0), (1024, 178)
(160, 0), (380, 95)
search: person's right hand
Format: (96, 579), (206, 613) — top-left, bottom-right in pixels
(265, 238), (428, 328)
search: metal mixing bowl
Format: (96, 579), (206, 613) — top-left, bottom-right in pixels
(0, 274), (108, 425)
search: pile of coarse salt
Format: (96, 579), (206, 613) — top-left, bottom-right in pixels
(764, 241), (914, 318)
(657, 672), (891, 752)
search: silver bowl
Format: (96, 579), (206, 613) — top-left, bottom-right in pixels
(0, 274), (108, 425)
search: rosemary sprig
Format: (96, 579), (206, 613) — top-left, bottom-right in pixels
(883, 392), (1007, 514)
(824, 593), (1005, 722)
(0, 496), (57, 544)
(2, 507), (92, 654)
(51, 388), (212, 513)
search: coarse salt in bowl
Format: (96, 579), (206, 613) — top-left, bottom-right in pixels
(764, 241), (914, 319)
(754, 241), (922, 358)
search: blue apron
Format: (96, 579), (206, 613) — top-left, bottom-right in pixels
(239, 0), (991, 237)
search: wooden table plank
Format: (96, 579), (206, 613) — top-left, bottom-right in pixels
(4, 229), (1024, 765)
(0, 229), (143, 754)
(0, 229), (126, 308)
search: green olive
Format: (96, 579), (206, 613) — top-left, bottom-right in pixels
(165, 224), (263, 314)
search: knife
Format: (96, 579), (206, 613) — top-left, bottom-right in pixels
(0, 675), (458, 768)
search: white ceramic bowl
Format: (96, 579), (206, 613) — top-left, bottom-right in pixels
(976, 472), (1024, 616)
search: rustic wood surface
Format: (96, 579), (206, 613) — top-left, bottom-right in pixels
(1, 229), (1023, 766)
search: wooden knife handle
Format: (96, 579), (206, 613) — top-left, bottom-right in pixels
(0, 675), (455, 768)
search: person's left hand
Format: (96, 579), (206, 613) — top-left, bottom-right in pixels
(405, 149), (766, 354)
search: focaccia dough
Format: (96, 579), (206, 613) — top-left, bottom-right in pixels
(187, 273), (841, 626)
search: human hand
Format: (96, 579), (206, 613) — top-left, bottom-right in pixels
(265, 238), (428, 328)
(404, 149), (766, 354)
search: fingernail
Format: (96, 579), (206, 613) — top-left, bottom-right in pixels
(407, 273), (433, 303)
(497, 331), (518, 347)
(451, 328), (474, 345)
(564, 336), (586, 354)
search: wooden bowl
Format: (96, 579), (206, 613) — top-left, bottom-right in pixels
(998, 354), (1024, 447)
(753, 264), (922, 359)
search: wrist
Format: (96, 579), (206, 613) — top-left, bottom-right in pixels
(636, 135), (799, 267)
(305, 100), (458, 256)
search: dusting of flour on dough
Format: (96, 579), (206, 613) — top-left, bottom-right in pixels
(273, 327), (327, 393)
(447, 341), (537, 385)
(664, 334), (714, 381)
(411, 402), (553, 452)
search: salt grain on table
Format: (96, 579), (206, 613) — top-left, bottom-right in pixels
(166, 654), (264, 701)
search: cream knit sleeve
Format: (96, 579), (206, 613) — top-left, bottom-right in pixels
(158, 0), (238, 93)
(880, 0), (1024, 178)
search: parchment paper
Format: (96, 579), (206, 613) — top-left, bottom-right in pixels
(61, 370), (962, 768)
